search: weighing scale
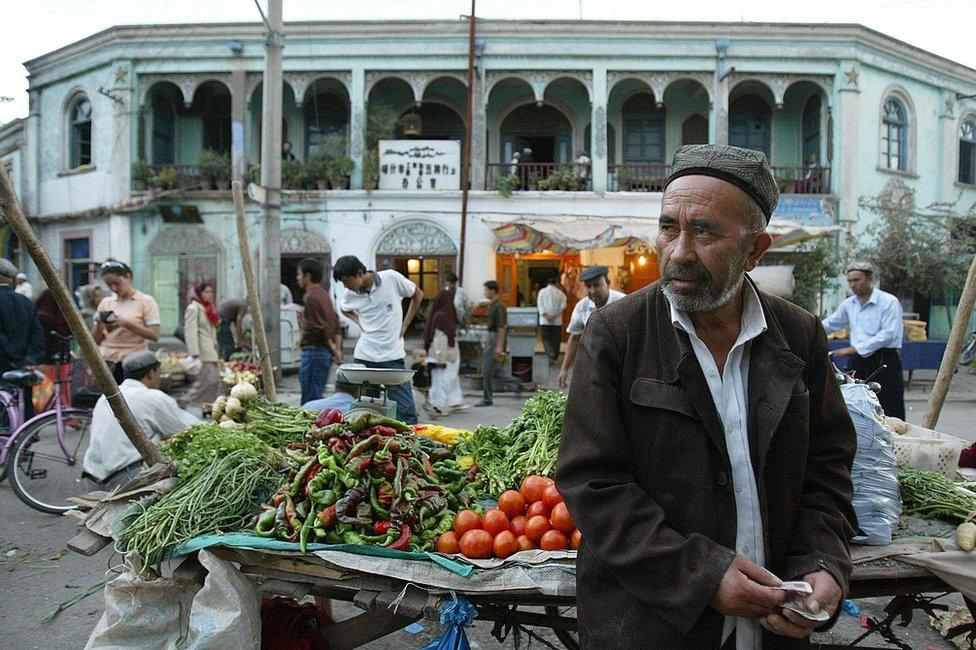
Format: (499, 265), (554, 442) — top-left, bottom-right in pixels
(338, 364), (415, 419)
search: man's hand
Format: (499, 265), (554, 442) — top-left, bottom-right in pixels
(329, 342), (343, 365)
(831, 346), (856, 358)
(761, 570), (841, 639)
(711, 555), (785, 619)
(557, 367), (570, 389)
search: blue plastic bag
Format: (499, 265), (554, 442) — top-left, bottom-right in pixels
(422, 596), (477, 650)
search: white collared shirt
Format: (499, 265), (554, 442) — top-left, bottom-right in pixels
(83, 379), (200, 481)
(669, 282), (768, 650)
(536, 284), (567, 326)
(822, 288), (903, 356)
(566, 290), (625, 334)
(340, 269), (418, 362)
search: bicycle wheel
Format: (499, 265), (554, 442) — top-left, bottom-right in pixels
(6, 411), (92, 514)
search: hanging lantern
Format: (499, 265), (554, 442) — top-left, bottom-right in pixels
(401, 111), (422, 137)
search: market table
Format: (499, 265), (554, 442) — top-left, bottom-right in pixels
(70, 531), (970, 650)
(829, 339), (948, 385)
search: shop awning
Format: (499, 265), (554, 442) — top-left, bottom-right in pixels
(485, 216), (837, 253)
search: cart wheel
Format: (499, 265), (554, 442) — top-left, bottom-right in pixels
(544, 606), (579, 650)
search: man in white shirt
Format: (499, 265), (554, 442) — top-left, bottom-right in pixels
(14, 272), (33, 299)
(822, 262), (905, 418)
(557, 266), (625, 388)
(536, 278), (567, 364)
(83, 351), (199, 487)
(333, 255), (423, 424)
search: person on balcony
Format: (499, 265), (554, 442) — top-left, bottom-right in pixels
(575, 149), (591, 186)
(282, 140), (296, 161)
(508, 150), (521, 177)
(802, 154), (822, 193)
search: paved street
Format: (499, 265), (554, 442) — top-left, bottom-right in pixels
(0, 354), (973, 648)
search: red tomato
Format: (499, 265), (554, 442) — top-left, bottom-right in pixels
(459, 529), (493, 559)
(509, 515), (527, 537)
(482, 509), (510, 537)
(542, 484), (564, 510)
(520, 475), (549, 504)
(493, 530), (518, 559)
(550, 502), (576, 534)
(497, 490), (526, 518)
(540, 529), (569, 551)
(526, 500), (550, 518)
(453, 509), (482, 537)
(525, 515), (551, 543)
(436, 531), (460, 554)
(571, 529), (582, 550)
(542, 476), (555, 487)
(516, 535), (535, 551)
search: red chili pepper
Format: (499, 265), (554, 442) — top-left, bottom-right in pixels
(422, 456), (435, 478)
(272, 493), (285, 507)
(373, 425), (397, 437)
(373, 520), (391, 535)
(315, 408), (344, 428)
(386, 525), (411, 551)
(317, 505), (337, 529)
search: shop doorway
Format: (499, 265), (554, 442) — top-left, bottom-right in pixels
(496, 252), (580, 337)
(148, 225), (223, 335)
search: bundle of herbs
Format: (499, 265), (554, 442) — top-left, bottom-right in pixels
(159, 423), (287, 484)
(458, 390), (567, 495)
(899, 468), (976, 522)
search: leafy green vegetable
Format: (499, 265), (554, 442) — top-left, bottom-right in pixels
(160, 423), (290, 484)
(900, 468), (976, 523)
(458, 390), (567, 495)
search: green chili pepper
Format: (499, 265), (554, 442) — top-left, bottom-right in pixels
(255, 509), (277, 538)
(299, 510), (315, 553)
(370, 484), (391, 520)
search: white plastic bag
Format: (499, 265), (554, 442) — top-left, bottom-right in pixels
(86, 550), (260, 650)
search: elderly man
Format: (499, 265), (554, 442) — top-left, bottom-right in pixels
(556, 144), (857, 648)
(823, 262), (905, 419)
(83, 351), (199, 488)
(557, 266), (625, 388)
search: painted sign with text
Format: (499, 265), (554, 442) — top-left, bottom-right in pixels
(379, 140), (460, 190)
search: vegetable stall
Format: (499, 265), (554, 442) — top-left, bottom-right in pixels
(66, 385), (976, 649)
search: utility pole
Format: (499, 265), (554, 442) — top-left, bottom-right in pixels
(458, 0), (476, 283)
(259, 0), (283, 376)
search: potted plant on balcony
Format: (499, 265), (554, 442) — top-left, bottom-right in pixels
(150, 167), (180, 191)
(245, 165), (261, 186)
(132, 160), (153, 191)
(281, 159), (307, 190)
(495, 173), (520, 197)
(214, 153), (232, 190)
(197, 149), (225, 190)
(327, 155), (355, 189)
(307, 149), (331, 190)
(616, 165), (632, 192)
(362, 149), (380, 190)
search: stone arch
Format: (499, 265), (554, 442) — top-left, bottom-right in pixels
(375, 219), (457, 256)
(280, 227), (331, 255)
(148, 224), (223, 255)
(493, 98), (580, 163)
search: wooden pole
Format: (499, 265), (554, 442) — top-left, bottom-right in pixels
(233, 181), (276, 401)
(922, 252), (976, 429)
(458, 0), (476, 283)
(0, 166), (163, 466)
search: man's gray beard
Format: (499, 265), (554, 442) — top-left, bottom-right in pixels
(662, 270), (746, 313)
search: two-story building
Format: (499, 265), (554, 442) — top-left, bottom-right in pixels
(6, 19), (976, 334)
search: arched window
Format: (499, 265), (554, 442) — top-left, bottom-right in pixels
(959, 119), (976, 185)
(68, 95), (92, 169)
(151, 92), (177, 165)
(304, 91), (349, 158)
(730, 94), (771, 158)
(622, 93), (666, 163)
(802, 95), (822, 164)
(681, 114), (708, 145)
(881, 97), (908, 171)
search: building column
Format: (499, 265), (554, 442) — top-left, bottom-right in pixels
(836, 61), (861, 226)
(470, 70), (487, 190)
(711, 72), (729, 145)
(231, 57), (247, 181)
(939, 90), (957, 204)
(111, 62), (135, 203)
(350, 67), (366, 189)
(24, 90), (40, 215)
(591, 67), (608, 193)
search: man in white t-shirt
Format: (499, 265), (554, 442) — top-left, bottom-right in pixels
(557, 266), (625, 388)
(83, 351), (200, 487)
(333, 255), (424, 424)
(536, 278), (567, 364)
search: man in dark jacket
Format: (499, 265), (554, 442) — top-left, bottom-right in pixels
(0, 259), (44, 375)
(556, 145), (856, 648)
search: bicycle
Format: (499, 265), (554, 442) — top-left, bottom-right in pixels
(1, 332), (93, 513)
(961, 328), (976, 367)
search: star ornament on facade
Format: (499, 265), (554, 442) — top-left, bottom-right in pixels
(845, 67), (859, 87)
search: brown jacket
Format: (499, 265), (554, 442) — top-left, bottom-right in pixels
(555, 280), (857, 649)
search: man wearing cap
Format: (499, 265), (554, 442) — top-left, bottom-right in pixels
(14, 272), (33, 299)
(823, 262), (905, 418)
(556, 265), (624, 388)
(557, 144), (856, 648)
(83, 351), (199, 488)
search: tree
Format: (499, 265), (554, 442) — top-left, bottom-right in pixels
(782, 237), (843, 316)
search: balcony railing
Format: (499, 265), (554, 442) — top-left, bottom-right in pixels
(487, 163), (592, 192)
(771, 165), (830, 194)
(607, 163), (671, 192)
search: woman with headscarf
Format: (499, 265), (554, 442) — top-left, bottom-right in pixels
(182, 281), (221, 408)
(422, 288), (468, 417)
(35, 289), (72, 361)
(76, 283), (104, 334)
